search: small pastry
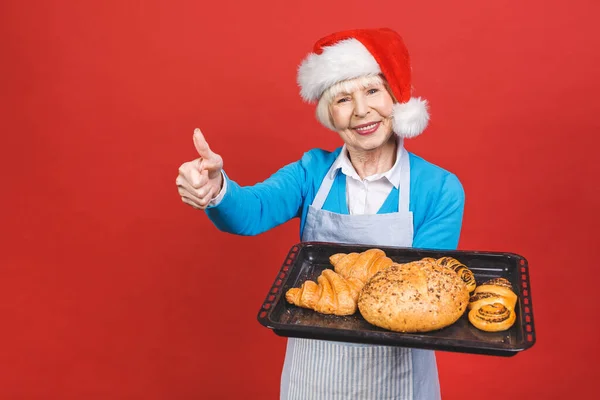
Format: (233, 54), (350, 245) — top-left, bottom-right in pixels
(467, 276), (519, 332)
(482, 277), (513, 290)
(473, 283), (517, 310)
(468, 291), (514, 310)
(468, 302), (516, 332)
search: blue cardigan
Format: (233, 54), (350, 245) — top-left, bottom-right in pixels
(206, 147), (465, 250)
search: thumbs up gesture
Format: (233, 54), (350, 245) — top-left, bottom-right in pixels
(176, 128), (224, 209)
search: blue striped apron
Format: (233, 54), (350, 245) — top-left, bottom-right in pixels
(280, 147), (441, 400)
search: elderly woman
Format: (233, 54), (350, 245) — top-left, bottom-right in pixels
(176, 28), (465, 400)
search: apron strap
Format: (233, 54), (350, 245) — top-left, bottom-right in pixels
(311, 161), (339, 210)
(398, 147), (410, 214)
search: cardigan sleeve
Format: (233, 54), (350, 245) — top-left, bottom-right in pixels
(204, 156), (309, 236)
(412, 173), (465, 250)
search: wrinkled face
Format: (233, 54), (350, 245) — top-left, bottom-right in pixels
(329, 80), (395, 152)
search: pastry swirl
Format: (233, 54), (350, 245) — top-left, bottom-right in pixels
(436, 256), (462, 269)
(467, 276), (518, 331)
(435, 257), (477, 293)
(482, 277), (513, 290)
(468, 303), (516, 332)
(473, 284), (517, 310)
(468, 291), (514, 310)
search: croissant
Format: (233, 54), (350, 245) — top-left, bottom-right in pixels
(285, 269), (359, 316)
(329, 248), (394, 285)
(435, 257), (477, 293)
(468, 277), (518, 331)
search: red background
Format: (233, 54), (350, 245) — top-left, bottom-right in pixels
(1, 0), (598, 399)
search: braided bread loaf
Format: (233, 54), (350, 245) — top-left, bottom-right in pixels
(435, 257), (477, 293)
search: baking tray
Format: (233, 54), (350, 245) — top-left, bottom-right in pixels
(257, 242), (536, 357)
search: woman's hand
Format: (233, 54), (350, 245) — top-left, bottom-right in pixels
(176, 128), (224, 209)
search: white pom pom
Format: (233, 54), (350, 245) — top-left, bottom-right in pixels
(392, 97), (430, 138)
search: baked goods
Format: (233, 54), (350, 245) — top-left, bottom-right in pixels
(330, 249), (394, 285)
(468, 277), (518, 332)
(468, 291), (512, 311)
(469, 277), (517, 310)
(468, 303), (516, 332)
(285, 269), (359, 316)
(287, 248), (520, 335)
(435, 257), (477, 293)
(357, 261), (470, 332)
(286, 248), (393, 316)
(286, 249), (393, 317)
(482, 277), (515, 292)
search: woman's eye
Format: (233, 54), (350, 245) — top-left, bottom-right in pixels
(367, 88), (379, 95)
(337, 97), (350, 103)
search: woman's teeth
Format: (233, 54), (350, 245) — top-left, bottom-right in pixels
(355, 123), (378, 132)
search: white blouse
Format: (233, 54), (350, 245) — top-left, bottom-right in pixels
(329, 143), (402, 215)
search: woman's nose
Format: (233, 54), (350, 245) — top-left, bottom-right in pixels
(353, 96), (370, 118)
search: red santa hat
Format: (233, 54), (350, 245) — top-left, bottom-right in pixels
(297, 28), (429, 138)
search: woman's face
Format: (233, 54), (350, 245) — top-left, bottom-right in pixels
(329, 82), (395, 152)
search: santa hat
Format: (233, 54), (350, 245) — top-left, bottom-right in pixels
(297, 28), (429, 138)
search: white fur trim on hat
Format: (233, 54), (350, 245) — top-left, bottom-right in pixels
(392, 97), (430, 138)
(297, 38), (381, 102)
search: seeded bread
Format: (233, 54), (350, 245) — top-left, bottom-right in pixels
(358, 261), (470, 332)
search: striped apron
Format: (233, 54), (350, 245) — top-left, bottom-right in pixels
(280, 147), (441, 400)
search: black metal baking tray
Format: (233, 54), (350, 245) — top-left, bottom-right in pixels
(257, 242), (536, 357)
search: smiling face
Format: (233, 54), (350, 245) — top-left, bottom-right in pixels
(317, 75), (396, 153)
